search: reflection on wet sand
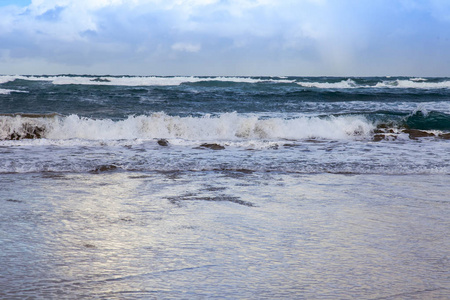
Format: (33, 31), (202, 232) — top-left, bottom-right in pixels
(0, 172), (449, 299)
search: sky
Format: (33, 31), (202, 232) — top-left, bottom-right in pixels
(1, 0), (450, 76)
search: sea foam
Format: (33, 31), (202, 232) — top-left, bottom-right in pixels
(0, 113), (375, 142)
(2, 75), (450, 89)
(375, 79), (450, 89)
(0, 88), (27, 94)
(0, 75), (291, 86)
(296, 79), (358, 89)
(87, 77), (449, 89)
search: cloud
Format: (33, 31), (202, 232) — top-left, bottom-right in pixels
(171, 42), (201, 53)
(1, 0), (450, 75)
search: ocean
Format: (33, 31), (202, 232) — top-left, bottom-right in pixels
(1, 75), (449, 299)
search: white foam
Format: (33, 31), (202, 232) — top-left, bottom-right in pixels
(0, 88), (12, 95)
(3, 75), (450, 89)
(297, 79), (358, 89)
(375, 79), (450, 89)
(0, 75), (18, 84)
(0, 112), (375, 142)
(297, 78), (450, 89)
(0, 75), (294, 86)
(0, 88), (28, 94)
(50, 76), (201, 86)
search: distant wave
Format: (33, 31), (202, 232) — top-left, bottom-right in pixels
(2, 75), (450, 89)
(0, 112), (375, 141)
(297, 78), (450, 89)
(0, 88), (28, 95)
(296, 79), (358, 89)
(374, 79), (450, 89)
(0, 75), (292, 86)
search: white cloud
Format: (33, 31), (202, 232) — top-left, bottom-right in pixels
(171, 42), (201, 53)
(1, 0), (450, 75)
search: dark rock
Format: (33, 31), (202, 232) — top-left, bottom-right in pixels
(6, 199), (24, 203)
(283, 143), (296, 148)
(7, 132), (21, 140)
(235, 169), (254, 174)
(373, 134), (398, 142)
(5, 124), (45, 140)
(91, 77), (111, 82)
(199, 143), (225, 150)
(403, 129), (435, 139)
(439, 133), (450, 139)
(157, 139), (169, 146)
(373, 134), (385, 142)
(269, 144), (279, 150)
(373, 129), (385, 134)
(24, 124), (44, 139)
(92, 165), (118, 173)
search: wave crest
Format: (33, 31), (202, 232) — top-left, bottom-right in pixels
(0, 113), (375, 141)
(2, 75), (450, 89)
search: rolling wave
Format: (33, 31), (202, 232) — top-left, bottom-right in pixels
(2, 110), (449, 143)
(0, 112), (375, 141)
(0, 75), (289, 86)
(2, 75), (450, 89)
(405, 110), (450, 130)
(0, 88), (28, 95)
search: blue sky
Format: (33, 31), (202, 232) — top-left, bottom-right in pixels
(0, 0), (31, 6)
(1, 0), (450, 76)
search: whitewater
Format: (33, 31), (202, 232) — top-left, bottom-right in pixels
(1, 75), (449, 299)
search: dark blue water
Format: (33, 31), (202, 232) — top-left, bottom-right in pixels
(2, 76), (450, 124)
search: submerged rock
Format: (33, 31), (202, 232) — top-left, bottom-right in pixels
(157, 139), (169, 146)
(91, 77), (111, 82)
(5, 124), (45, 140)
(6, 199), (24, 203)
(403, 129), (435, 139)
(198, 143), (225, 150)
(373, 134), (385, 142)
(439, 133), (450, 139)
(372, 133), (398, 142)
(92, 165), (118, 173)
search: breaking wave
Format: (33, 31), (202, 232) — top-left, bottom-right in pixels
(0, 88), (27, 95)
(0, 75), (291, 86)
(0, 112), (375, 141)
(405, 109), (450, 130)
(374, 79), (450, 89)
(2, 75), (450, 89)
(297, 78), (450, 89)
(297, 79), (359, 89)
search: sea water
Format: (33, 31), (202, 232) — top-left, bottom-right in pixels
(0, 75), (449, 299)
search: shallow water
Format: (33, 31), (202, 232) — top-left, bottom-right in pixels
(1, 172), (448, 299)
